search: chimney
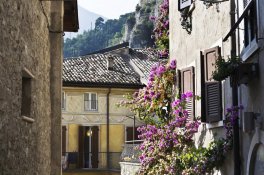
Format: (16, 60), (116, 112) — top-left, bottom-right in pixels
(107, 55), (114, 70)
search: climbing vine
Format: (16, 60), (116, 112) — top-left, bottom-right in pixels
(150, 0), (169, 58)
(119, 60), (243, 174)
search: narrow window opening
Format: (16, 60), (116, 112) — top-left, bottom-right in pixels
(21, 77), (32, 117)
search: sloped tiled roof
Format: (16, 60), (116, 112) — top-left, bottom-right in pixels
(129, 48), (167, 79)
(63, 54), (142, 88)
(63, 45), (168, 88)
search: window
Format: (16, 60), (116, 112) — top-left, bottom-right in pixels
(177, 66), (195, 118)
(62, 91), (66, 110)
(223, 0), (258, 60)
(21, 68), (34, 117)
(243, 0), (257, 49)
(240, 0), (258, 60)
(200, 47), (222, 123)
(84, 93), (98, 111)
(21, 77), (32, 116)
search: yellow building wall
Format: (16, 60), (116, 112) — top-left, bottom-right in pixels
(100, 124), (125, 152)
(62, 87), (139, 168)
(63, 87), (136, 115)
(99, 124), (125, 168)
(68, 124), (79, 152)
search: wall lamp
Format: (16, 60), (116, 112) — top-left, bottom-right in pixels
(200, 0), (229, 11)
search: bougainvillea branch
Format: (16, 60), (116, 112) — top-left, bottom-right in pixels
(150, 0), (169, 58)
(119, 59), (243, 174)
(118, 59), (176, 124)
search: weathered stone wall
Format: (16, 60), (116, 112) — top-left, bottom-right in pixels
(170, 1), (264, 174)
(0, 1), (62, 174)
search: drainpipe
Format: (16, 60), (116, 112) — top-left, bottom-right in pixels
(230, 0), (241, 174)
(106, 88), (111, 169)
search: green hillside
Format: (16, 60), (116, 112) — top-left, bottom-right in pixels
(63, 13), (134, 57)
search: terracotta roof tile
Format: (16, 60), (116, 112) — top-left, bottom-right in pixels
(63, 54), (141, 86)
(63, 47), (167, 87)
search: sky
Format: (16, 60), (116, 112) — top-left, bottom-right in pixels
(78, 0), (140, 19)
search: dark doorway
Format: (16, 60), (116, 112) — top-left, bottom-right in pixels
(84, 126), (91, 168)
(78, 125), (99, 168)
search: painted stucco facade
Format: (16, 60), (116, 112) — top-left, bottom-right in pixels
(62, 87), (142, 168)
(170, 0), (264, 174)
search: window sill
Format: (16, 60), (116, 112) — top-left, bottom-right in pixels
(205, 121), (224, 129)
(22, 116), (35, 123)
(241, 41), (259, 61)
(83, 110), (99, 113)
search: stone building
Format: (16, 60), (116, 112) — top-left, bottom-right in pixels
(62, 43), (162, 170)
(0, 1), (78, 174)
(170, 0), (264, 174)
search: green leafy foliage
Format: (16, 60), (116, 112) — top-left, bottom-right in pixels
(212, 57), (240, 81)
(63, 13), (134, 57)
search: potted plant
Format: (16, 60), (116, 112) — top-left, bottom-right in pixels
(212, 56), (240, 81)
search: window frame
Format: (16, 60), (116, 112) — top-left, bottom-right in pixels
(240, 0), (259, 61)
(62, 91), (66, 111)
(84, 92), (98, 111)
(200, 46), (223, 124)
(178, 66), (195, 119)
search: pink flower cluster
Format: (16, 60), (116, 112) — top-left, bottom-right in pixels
(119, 60), (176, 122)
(150, 0), (169, 57)
(137, 91), (201, 174)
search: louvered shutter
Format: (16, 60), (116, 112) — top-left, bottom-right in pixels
(180, 67), (195, 119)
(201, 46), (222, 123)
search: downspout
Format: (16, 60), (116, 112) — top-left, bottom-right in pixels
(106, 88), (111, 169)
(230, 0), (241, 174)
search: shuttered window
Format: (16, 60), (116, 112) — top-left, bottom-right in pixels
(179, 67), (195, 118)
(201, 46), (222, 123)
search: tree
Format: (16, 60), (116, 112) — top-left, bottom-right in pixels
(95, 17), (104, 30)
